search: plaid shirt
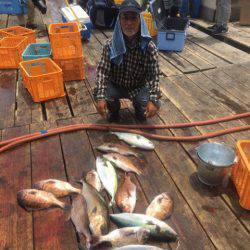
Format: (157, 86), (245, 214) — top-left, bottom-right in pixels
(95, 39), (160, 102)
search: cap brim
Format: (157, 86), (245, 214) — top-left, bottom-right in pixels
(119, 7), (141, 14)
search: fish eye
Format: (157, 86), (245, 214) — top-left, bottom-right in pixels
(30, 191), (37, 195)
(113, 156), (117, 160)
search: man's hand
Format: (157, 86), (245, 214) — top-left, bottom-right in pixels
(97, 100), (107, 118)
(145, 101), (158, 118)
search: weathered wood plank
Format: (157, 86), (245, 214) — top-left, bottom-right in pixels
(203, 68), (250, 107)
(190, 19), (250, 52)
(187, 27), (250, 63)
(185, 40), (231, 68)
(65, 80), (96, 117)
(160, 52), (199, 73)
(186, 72), (250, 120)
(0, 70), (17, 129)
(221, 64), (250, 85)
(15, 71), (43, 126)
(0, 126), (33, 250)
(176, 46), (216, 71)
(166, 75), (249, 140)
(30, 122), (78, 249)
(45, 98), (72, 122)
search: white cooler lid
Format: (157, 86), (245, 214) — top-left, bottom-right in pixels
(61, 5), (90, 24)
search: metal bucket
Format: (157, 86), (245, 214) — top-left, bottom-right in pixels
(196, 142), (237, 186)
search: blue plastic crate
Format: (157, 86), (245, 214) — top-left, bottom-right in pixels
(0, 0), (27, 14)
(22, 43), (51, 61)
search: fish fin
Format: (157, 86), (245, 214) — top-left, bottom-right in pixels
(63, 204), (71, 221)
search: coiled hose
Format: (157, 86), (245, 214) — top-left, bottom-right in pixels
(0, 112), (249, 154)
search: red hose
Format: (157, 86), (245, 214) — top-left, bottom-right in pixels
(0, 112), (249, 154)
(1, 112), (249, 147)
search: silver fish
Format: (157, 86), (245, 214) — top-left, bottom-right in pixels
(114, 245), (164, 250)
(80, 180), (109, 236)
(103, 153), (142, 175)
(17, 189), (70, 211)
(96, 156), (118, 205)
(146, 193), (174, 220)
(85, 170), (103, 192)
(70, 195), (91, 248)
(110, 213), (178, 241)
(111, 132), (154, 150)
(115, 174), (137, 213)
(96, 143), (144, 159)
(33, 179), (81, 198)
(90, 227), (150, 248)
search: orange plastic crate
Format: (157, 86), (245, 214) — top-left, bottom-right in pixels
(0, 36), (28, 69)
(54, 56), (85, 81)
(49, 22), (83, 60)
(1, 26), (36, 44)
(232, 140), (250, 210)
(142, 12), (157, 37)
(19, 58), (65, 102)
(0, 29), (14, 40)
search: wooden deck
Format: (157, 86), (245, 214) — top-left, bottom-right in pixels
(190, 18), (250, 53)
(0, 1), (250, 249)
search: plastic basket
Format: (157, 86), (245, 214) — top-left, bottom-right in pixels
(0, 29), (15, 40)
(22, 43), (51, 61)
(49, 22), (83, 60)
(0, 0), (27, 14)
(232, 140), (250, 210)
(142, 11), (157, 37)
(1, 26), (36, 44)
(54, 56), (85, 81)
(0, 36), (28, 69)
(19, 58), (65, 102)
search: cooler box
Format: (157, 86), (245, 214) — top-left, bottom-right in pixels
(61, 4), (92, 40)
(150, 0), (189, 51)
(0, 0), (28, 14)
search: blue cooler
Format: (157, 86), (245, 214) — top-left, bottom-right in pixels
(0, 0), (27, 14)
(61, 4), (92, 40)
(150, 0), (189, 52)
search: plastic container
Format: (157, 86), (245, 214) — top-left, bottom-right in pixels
(150, 0), (189, 51)
(0, 0), (27, 14)
(19, 57), (65, 102)
(22, 43), (51, 61)
(61, 4), (92, 40)
(1, 26), (36, 44)
(196, 142), (237, 186)
(0, 36), (28, 69)
(142, 11), (157, 37)
(54, 56), (85, 81)
(49, 22), (83, 60)
(0, 29), (15, 40)
(232, 140), (250, 210)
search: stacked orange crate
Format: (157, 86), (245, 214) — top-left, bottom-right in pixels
(0, 36), (28, 69)
(49, 22), (85, 81)
(0, 26), (36, 45)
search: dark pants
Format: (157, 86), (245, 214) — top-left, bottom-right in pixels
(106, 83), (149, 118)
